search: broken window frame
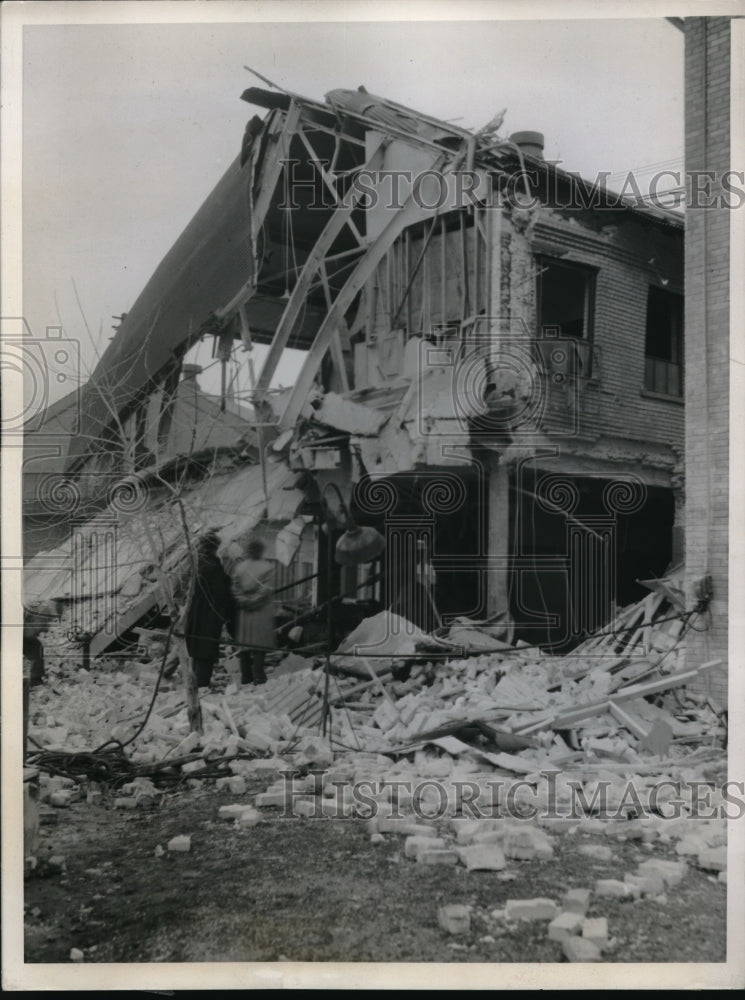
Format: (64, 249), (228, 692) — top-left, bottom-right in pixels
(643, 285), (684, 399)
(535, 255), (597, 379)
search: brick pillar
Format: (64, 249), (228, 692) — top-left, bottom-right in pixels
(683, 17), (730, 702)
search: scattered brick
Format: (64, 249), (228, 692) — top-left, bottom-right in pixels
(236, 807), (262, 828)
(457, 844), (507, 871)
(595, 879), (630, 899)
(167, 835), (191, 853)
(218, 804), (247, 820)
(548, 912), (584, 941)
(49, 790), (73, 808)
(504, 898), (558, 921)
(582, 917), (609, 950)
(636, 858), (688, 887)
(624, 872), (664, 897)
(254, 790), (292, 808)
(579, 844), (613, 861)
(438, 904), (471, 935)
(418, 849), (459, 866)
(697, 846), (726, 872)
(563, 937), (601, 962)
(562, 888), (592, 915)
(405, 835), (446, 859)
(292, 799), (318, 818)
(400, 823), (440, 838)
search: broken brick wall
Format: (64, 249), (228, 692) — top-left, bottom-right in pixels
(507, 204), (684, 466)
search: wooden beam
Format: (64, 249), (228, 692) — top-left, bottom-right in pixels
(278, 152), (461, 431)
(254, 141), (387, 396)
(515, 660), (722, 735)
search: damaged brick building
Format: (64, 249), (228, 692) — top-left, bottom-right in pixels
(26, 82), (688, 662)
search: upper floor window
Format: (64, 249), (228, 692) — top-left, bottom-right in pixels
(644, 287), (683, 397)
(536, 256), (596, 376)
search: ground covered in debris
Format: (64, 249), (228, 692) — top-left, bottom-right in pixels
(24, 770), (726, 965)
(23, 590), (730, 966)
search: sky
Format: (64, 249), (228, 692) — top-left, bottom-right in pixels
(18, 7), (685, 405)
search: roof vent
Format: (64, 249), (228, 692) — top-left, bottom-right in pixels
(509, 131), (545, 159)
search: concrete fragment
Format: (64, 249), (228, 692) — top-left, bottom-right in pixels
(579, 844), (613, 861)
(582, 917), (609, 949)
(548, 912), (584, 942)
(167, 835), (191, 853)
(405, 835), (446, 859)
(48, 855), (67, 871)
(504, 898), (558, 921)
(595, 879), (630, 899)
(370, 833), (385, 845)
(154, 844), (164, 857)
(457, 844), (507, 871)
(438, 904), (471, 935)
(562, 888), (592, 915)
(69, 948), (85, 962)
(563, 937), (601, 962)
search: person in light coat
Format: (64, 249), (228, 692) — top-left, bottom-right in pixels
(227, 538), (276, 685)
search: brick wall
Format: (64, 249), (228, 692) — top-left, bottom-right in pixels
(684, 17), (730, 702)
(513, 209), (685, 462)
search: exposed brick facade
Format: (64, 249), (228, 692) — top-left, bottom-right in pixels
(684, 17), (730, 702)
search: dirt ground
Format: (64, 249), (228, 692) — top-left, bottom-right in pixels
(23, 769), (727, 968)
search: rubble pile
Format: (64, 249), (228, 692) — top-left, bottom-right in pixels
(27, 583), (726, 789)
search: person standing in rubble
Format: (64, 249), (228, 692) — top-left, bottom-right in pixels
(390, 537), (440, 633)
(23, 604), (54, 687)
(184, 530), (235, 688)
(227, 538), (276, 685)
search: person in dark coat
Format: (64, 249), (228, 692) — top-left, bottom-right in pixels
(184, 530), (235, 688)
(23, 605), (52, 687)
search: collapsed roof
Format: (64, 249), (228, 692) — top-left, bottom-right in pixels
(65, 83), (682, 475)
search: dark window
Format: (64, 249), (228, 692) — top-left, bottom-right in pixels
(536, 257), (596, 377)
(644, 287), (683, 397)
